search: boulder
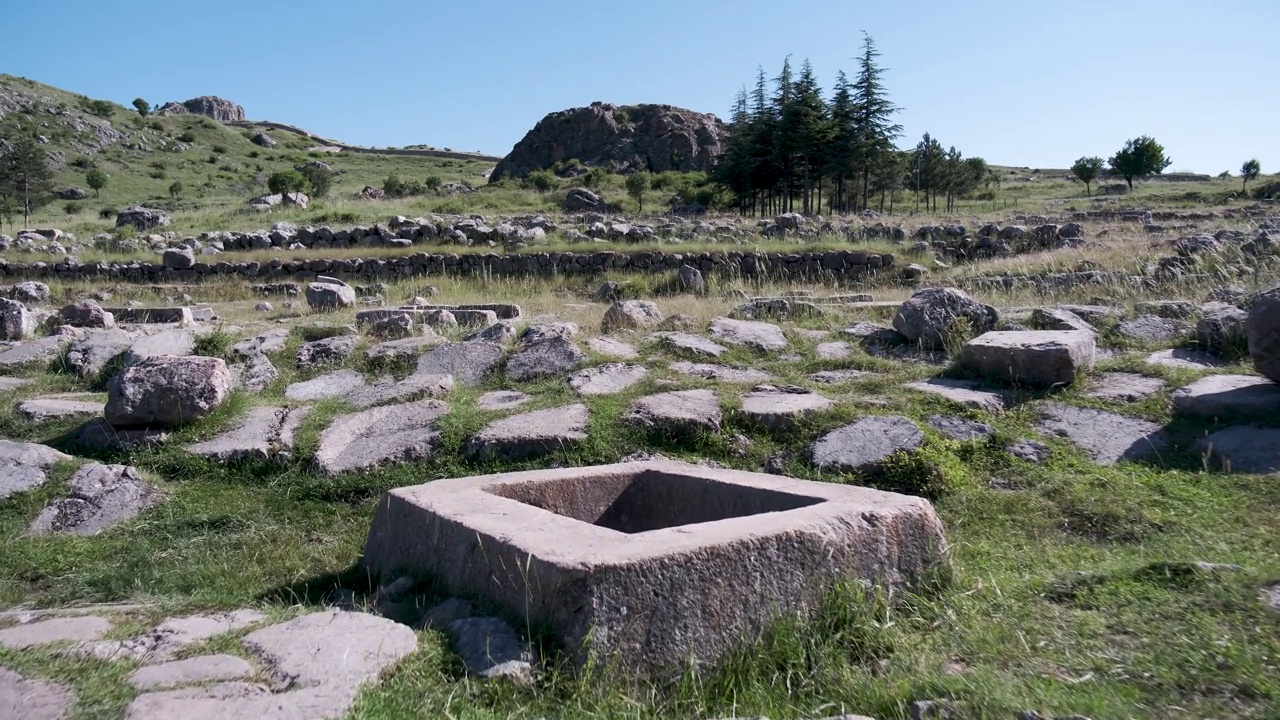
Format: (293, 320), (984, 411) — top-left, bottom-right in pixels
(893, 287), (998, 349)
(562, 188), (606, 212)
(296, 334), (357, 370)
(156, 96), (245, 123)
(1029, 307), (1095, 333)
(518, 321), (579, 345)
(115, 206), (171, 230)
(959, 330), (1095, 387)
(56, 301), (114, 328)
(105, 355), (233, 427)
(601, 300), (663, 333)
(10, 281), (50, 303)
(707, 316), (789, 351)
(1196, 303), (1248, 358)
(1246, 287), (1280, 383)
(416, 341), (505, 385)
(121, 329), (195, 366)
(505, 337), (586, 382)
(250, 132), (276, 148)
(162, 247), (195, 270)
(0, 297), (34, 340)
(1171, 375), (1280, 420)
(306, 279), (357, 311)
(678, 263), (705, 293)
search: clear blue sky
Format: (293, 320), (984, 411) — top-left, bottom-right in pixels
(5, 0), (1276, 173)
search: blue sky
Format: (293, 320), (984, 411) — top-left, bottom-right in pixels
(5, 0), (1276, 173)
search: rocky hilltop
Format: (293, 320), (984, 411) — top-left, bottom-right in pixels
(156, 96), (245, 123)
(491, 102), (725, 182)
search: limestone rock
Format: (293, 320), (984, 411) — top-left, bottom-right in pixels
(1005, 438), (1052, 464)
(162, 247), (195, 270)
(465, 321), (516, 344)
(601, 300), (663, 333)
(464, 404), (590, 462)
(505, 337), (586, 382)
(0, 439), (72, 500)
(738, 385), (834, 430)
(1247, 287), (1280, 382)
(1035, 403), (1169, 465)
(1116, 315), (1188, 343)
(314, 400), (451, 476)
(669, 361), (773, 383)
(122, 329), (195, 367)
(416, 342), (505, 385)
(1145, 348), (1226, 370)
(905, 378), (1008, 413)
(156, 96), (245, 122)
(708, 316), (789, 351)
(1086, 372), (1166, 402)
(105, 355), (233, 427)
(364, 335), (442, 364)
(626, 389), (721, 434)
(476, 390), (532, 411)
(187, 406), (310, 462)
(927, 415), (994, 441)
(518, 322), (580, 345)
(10, 281), (51, 304)
(816, 341), (851, 360)
(284, 369), (367, 401)
(646, 331), (726, 357)
(959, 330), (1095, 387)
(446, 617), (534, 685)
(585, 336), (638, 359)
(349, 373), (453, 409)
(1171, 375), (1280, 420)
(809, 416), (925, 474)
(74, 610), (266, 664)
(1199, 426), (1280, 475)
(569, 363), (648, 395)
(0, 298), (34, 340)
(129, 655), (255, 691)
(809, 368), (877, 384)
(893, 287), (998, 349)
(305, 280), (356, 311)
(233, 351), (279, 393)
(0, 666), (72, 720)
(17, 395), (105, 422)
(0, 616), (111, 649)
(1196, 303), (1248, 358)
(0, 336), (71, 368)
(296, 334), (357, 370)
(1029, 307), (1095, 333)
(56, 301), (114, 329)
(28, 463), (160, 536)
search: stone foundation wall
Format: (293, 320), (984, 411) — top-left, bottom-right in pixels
(0, 249), (896, 284)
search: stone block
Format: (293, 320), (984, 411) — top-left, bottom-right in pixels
(960, 330), (1094, 387)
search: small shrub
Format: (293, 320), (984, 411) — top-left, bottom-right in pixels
(149, 170), (167, 180)
(193, 326), (236, 359)
(64, 202), (83, 216)
(875, 445), (968, 500)
(248, 150), (260, 159)
(205, 155), (218, 164)
(267, 170), (310, 195)
(298, 166), (332, 198)
(177, 131), (196, 143)
(71, 157), (95, 170)
(424, 175), (443, 190)
(98, 208), (116, 220)
(168, 181), (183, 198)
(582, 167), (610, 189)
(212, 144), (228, 154)
(525, 170), (559, 192)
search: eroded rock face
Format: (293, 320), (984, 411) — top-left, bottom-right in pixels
(1247, 287), (1280, 383)
(893, 287), (998, 349)
(27, 463), (160, 536)
(156, 95), (245, 123)
(105, 355), (233, 427)
(490, 102), (725, 181)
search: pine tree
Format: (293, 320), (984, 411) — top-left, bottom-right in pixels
(0, 132), (54, 227)
(771, 57), (796, 212)
(849, 33), (903, 211)
(825, 70), (857, 213)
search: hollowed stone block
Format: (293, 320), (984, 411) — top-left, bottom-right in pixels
(362, 460), (947, 676)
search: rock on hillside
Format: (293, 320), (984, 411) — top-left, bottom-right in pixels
(156, 96), (245, 123)
(491, 102), (725, 181)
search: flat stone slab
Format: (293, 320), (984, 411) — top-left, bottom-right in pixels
(505, 337), (586, 382)
(905, 378), (1009, 413)
(809, 416), (924, 474)
(585, 336), (637, 359)
(815, 341), (852, 360)
(361, 459), (946, 675)
(445, 617), (534, 683)
(363, 335), (441, 364)
(0, 616), (111, 649)
(296, 334), (357, 370)
(1171, 375), (1280, 420)
(646, 332), (726, 358)
(1035, 403), (1170, 465)
(0, 666), (72, 720)
(0, 377), (31, 392)
(809, 369), (877, 384)
(123, 329), (195, 366)
(708, 317), (789, 351)
(927, 415), (994, 441)
(28, 463), (160, 536)
(669, 361), (774, 383)
(569, 363), (648, 396)
(187, 406), (310, 462)
(476, 390), (531, 411)
(519, 321), (580, 345)
(626, 389), (722, 434)
(314, 400), (450, 476)
(960, 330), (1095, 387)
(415, 341), (505, 385)
(1145, 348), (1227, 370)
(1006, 438), (1052, 463)
(0, 439), (71, 501)
(106, 307), (194, 325)
(64, 329), (139, 377)
(230, 327), (290, 357)
(75, 610), (266, 664)
(464, 404), (589, 462)
(285, 369), (366, 402)
(128, 654), (254, 691)
(1086, 372), (1166, 402)
(738, 386), (834, 430)
(1199, 426), (1280, 475)
(232, 352), (278, 393)
(17, 395), (105, 422)
(126, 611), (416, 720)
(0, 336), (71, 368)
(349, 373), (454, 409)
(75, 418), (169, 451)
(1116, 315), (1189, 343)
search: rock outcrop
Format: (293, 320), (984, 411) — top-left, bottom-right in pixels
(156, 96), (245, 123)
(491, 102), (725, 181)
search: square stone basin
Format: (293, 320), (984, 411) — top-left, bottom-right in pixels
(362, 460), (946, 676)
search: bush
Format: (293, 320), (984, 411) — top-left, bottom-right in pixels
(383, 174), (426, 198)
(298, 166), (332, 198)
(71, 157), (95, 170)
(247, 150), (260, 159)
(79, 98), (114, 118)
(168, 181), (183, 198)
(177, 131), (196, 143)
(64, 202), (83, 215)
(212, 144), (227, 154)
(267, 170), (310, 195)
(424, 175), (443, 190)
(98, 208), (116, 220)
(525, 170), (559, 192)
(582, 167), (610, 189)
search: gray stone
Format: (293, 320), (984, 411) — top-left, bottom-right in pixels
(1058, 304), (1122, 324)
(464, 404), (590, 462)
(1171, 375), (1280, 420)
(0, 336), (70, 368)
(17, 396), (104, 422)
(28, 463), (160, 536)
(233, 352), (278, 393)
(108, 307), (195, 325)
(0, 377), (31, 392)
(0, 615), (111, 649)
(904, 378), (1008, 413)
(519, 321), (580, 345)
(367, 313), (414, 339)
(505, 337), (586, 382)
(416, 341), (505, 385)
(0, 298), (34, 340)
(284, 370), (367, 402)
(601, 301), (663, 333)
(1086, 372), (1166, 402)
(627, 389), (722, 434)
(1145, 348), (1227, 370)
(708, 316), (789, 352)
(419, 598), (475, 630)
(893, 287), (999, 349)
(105, 355), (233, 427)
(122, 329), (195, 366)
(1136, 300), (1197, 319)
(1116, 315), (1188, 343)
(129, 655), (254, 691)
(1035, 403), (1170, 465)
(927, 415), (994, 441)
(231, 327), (290, 357)
(56, 301), (114, 329)
(1199, 426), (1280, 475)
(64, 329), (139, 377)
(646, 331), (726, 357)
(1247, 287), (1280, 382)
(476, 390), (531, 411)
(815, 341), (852, 360)
(74, 610), (267, 664)
(1196, 303), (1248, 357)
(1029, 307), (1096, 333)
(446, 617), (535, 685)
(669, 361), (774, 383)
(585, 336), (638, 359)
(364, 335), (442, 364)
(569, 363), (648, 395)
(187, 406), (309, 462)
(305, 280), (356, 311)
(809, 416), (924, 474)
(75, 418), (169, 451)
(348, 373), (454, 409)
(678, 263), (705, 293)
(0, 666), (72, 720)
(464, 321), (516, 344)
(10, 281), (51, 304)
(738, 386), (834, 430)
(960, 330), (1095, 387)
(296, 334), (357, 370)
(1005, 438), (1052, 463)
(809, 368), (877, 384)
(423, 309), (458, 329)
(162, 247), (195, 270)
(314, 400), (451, 476)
